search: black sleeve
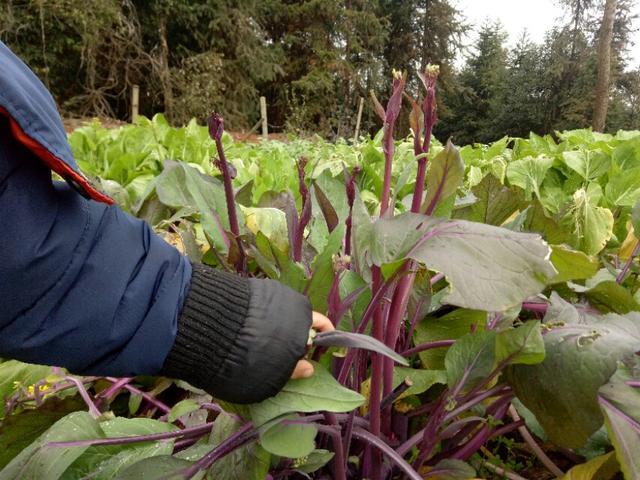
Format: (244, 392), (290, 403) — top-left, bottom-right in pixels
(160, 264), (313, 404)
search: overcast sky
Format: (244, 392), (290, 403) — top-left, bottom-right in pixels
(452, 0), (640, 69)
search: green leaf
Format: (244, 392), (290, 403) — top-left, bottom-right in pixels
(506, 303), (640, 448)
(605, 167), (640, 207)
(455, 174), (523, 226)
(295, 449), (334, 474)
(422, 140), (465, 214)
(0, 397), (86, 470)
(391, 368), (447, 399)
(495, 321), (545, 365)
(506, 155), (553, 199)
(87, 444), (175, 480)
(113, 455), (197, 480)
(415, 309), (487, 371)
(559, 452), (619, 480)
(359, 213), (557, 311)
(167, 399), (200, 423)
(562, 188), (614, 255)
(561, 149), (611, 181)
(598, 359), (640, 479)
(585, 281), (640, 314)
(155, 160), (234, 252)
(62, 418), (177, 480)
(207, 412), (269, 480)
(632, 201), (640, 235)
(128, 394), (143, 416)
(259, 416), (317, 458)
(0, 361), (53, 419)
(242, 207), (289, 252)
(0, 412), (103, 480)
(308, 224), (345, 313)
(445, 331), (496, 392)
(550, 244), (600, 284)
(249, 362), (364, 427)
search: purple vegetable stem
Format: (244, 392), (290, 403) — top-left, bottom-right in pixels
(46, 422), (214, 448)
(208, 113), (246, 273)
(401, 339), (456, 357)
(617, 240), (640, 283)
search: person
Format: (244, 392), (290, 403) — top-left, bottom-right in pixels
(0, 41), (332, 404)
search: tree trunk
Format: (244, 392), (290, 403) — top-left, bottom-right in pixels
(592, 0), (617, 132)
(157, 21), (173, 123)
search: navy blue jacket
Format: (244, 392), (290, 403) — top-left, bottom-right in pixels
(0, 41), (311, 403)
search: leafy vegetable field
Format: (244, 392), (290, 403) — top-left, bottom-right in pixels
(2, 71), (640, 480)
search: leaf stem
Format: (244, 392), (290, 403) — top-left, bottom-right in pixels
(182, 422), (256, 479)
(617, 240), (640, 283)
(351, 427), (423, 480)
(46, 422), (214, 448)
(401, 339), (456, 357)
(508, 405), (564, 476)
(65, 376), (101, 418)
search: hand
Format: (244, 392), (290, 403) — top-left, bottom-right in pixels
(290, 311), (334, 379)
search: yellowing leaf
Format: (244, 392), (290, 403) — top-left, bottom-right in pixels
(618, 222), (637, 261)
(560, 452), (619, 480)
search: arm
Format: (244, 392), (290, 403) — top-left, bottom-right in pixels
(0, 117), (312, 404)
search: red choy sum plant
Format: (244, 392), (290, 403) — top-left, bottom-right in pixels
(2, 67), (570, 480)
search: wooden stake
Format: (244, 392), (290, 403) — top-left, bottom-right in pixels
(260, 96), (268, 140)
(131, 85), (140, 123)
(353, 96), (364, 142)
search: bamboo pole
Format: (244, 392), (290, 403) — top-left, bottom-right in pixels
(131, 85), (140, 123)
(353, 96), (364, 142)
(260, 96), (268, 140)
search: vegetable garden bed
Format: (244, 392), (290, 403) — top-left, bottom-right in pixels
(2, 70), (640, 480)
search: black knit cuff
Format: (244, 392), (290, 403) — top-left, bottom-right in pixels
(161, 264), (312, 404)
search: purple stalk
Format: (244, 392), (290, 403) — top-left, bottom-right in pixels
(105, 377), (171, 414)
(521, 302), (549, 314)
(323, 413), (347, 480)
(46, 422), (214, 448)
(293, 157), (312, 263)
(181, 423), (257, 479)
(402, 298), (426, 351)
(351, 427), (423, 480)
(336, 276), (396, 384)
(617, 240), (640, 283)
(341, 410), (356, 462)
(412, 394), (448, 469)
(450, 398), (511, 461)
(96, 377), (133, 404)
(368, 268), (385, 480)
(444, 386), (512, 421)
(411, 65), (439, 213)
(430, 272), (445, 285)
(344, 166), (361, 256)
(208, 113), (245, 273)
(401, 339), (456, 357)
(65, 376), (101, 418)
(382, 269), (416, 434)
(488, 419), (526, 439)
(375, 71), (405, 216)
(365, 378), (412, 419)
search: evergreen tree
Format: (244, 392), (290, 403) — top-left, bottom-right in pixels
(439, 22), (508, 144)
(494, 33), (546, 137)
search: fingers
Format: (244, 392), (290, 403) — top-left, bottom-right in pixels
(312, 311), (334, 333)
(292, 312), (333, 380)
(291, 359), (314, 379)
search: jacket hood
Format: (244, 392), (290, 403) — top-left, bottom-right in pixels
(0, 41), (111, 204)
